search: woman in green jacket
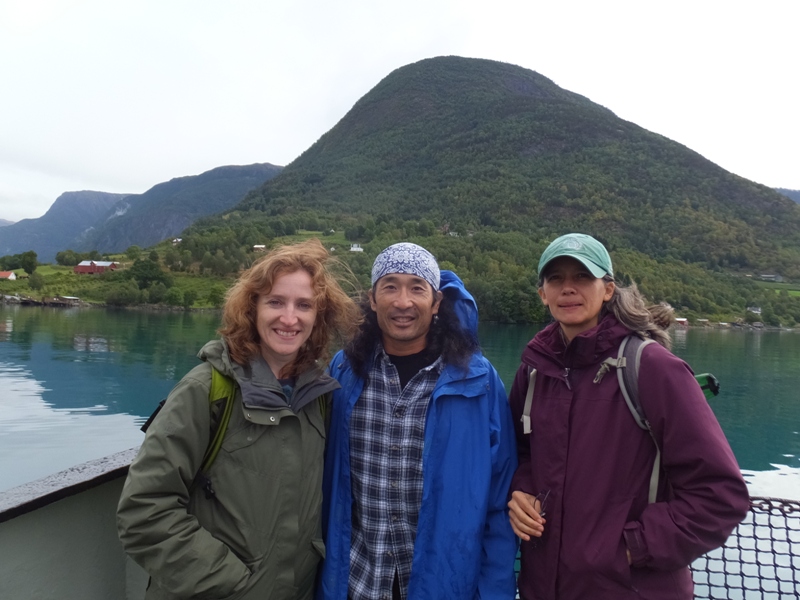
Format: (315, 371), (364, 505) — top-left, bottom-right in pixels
(117, 239), (360, 600)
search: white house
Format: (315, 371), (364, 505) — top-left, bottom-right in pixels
(0, 271), (17, 281)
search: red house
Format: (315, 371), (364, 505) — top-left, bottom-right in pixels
(73, 261), (119, 275)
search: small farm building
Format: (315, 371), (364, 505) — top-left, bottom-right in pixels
(73, 261), (119, 275)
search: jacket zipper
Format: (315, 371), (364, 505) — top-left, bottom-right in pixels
(563, 367), (572, 390)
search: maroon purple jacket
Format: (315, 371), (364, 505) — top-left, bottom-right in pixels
(509, 316), (749, 600)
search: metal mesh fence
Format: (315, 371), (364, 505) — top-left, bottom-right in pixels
(692, 496), (800, 599)
(513, 496), (800, 599)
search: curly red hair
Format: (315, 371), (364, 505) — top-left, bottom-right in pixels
(219, 239), (361, 377)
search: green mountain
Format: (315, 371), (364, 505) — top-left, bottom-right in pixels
(76, 163), (283, 254)
(233, 56), (799, 278)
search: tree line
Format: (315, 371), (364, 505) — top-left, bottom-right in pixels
(5, 215), (800, 326)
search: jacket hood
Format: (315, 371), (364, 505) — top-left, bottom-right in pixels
(198, 339), (235, 377)
(440, 269), (479, 338)
(198, 338), (339, 421)
(522, 315), (631, 374)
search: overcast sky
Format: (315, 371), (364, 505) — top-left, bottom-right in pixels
(1, 0), (797, 222)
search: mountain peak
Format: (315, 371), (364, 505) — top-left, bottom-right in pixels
(235, 56), (799, 277)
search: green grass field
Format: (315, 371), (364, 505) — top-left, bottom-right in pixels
(274, 229), (351, 246)
(756, 280), (800, 296)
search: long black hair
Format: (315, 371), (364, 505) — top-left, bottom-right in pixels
(344, 292), (479, 379)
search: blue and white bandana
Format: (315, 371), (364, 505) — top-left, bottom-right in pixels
(371, 243), (440, 291)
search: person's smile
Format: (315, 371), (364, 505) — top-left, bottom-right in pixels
(256, 269), (318, 376)
(538, 257), (615, 342)
(370, 273), (442, 355)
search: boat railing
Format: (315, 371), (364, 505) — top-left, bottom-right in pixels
(692, 496), (799, 599)
(512, 496), (799, 599)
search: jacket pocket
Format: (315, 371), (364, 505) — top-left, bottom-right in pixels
(217, 577), (252, 600)
(590, 496), (636, 591)
(194, 425), (282, 560)
(562, 495), (636, 594)
(294, 538), (326, 598)
(630, 565), (691, 599)
(219, 421), (265, 454)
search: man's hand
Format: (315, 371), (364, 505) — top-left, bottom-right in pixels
(508, 491), (546, 541)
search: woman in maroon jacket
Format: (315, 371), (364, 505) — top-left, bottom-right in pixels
(508, 233), (749, 600)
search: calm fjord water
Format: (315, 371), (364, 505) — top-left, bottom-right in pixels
(1, 305), (798, 496)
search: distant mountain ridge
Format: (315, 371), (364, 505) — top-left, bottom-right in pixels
(234, 56), (800, 278)
(0, 219), (14, 227)
(0, 191), (130, 261)
(75, 163), (283, 254)
(0, 163), (282, 261)
(776, 188), (800, 204)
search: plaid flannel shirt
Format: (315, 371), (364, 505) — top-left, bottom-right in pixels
(348, 348), (442, 600)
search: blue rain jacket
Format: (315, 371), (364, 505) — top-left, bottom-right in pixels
(317, 271), (518, 600)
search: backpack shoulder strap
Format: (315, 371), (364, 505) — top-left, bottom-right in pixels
(199, 367), (236, 478)
(617, 335), (660, 503)
(521, 367), (537, 434)
(617, 335), (655, 430)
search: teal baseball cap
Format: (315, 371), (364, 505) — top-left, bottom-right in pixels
(538, 233), (613, 279)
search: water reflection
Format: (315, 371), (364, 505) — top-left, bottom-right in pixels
(0, 305), (223, 492)
(747, 329), (762, 356)
(0, 317), (12, 340)
(73, 334), (111, 353)
(0, 361), (145, 491)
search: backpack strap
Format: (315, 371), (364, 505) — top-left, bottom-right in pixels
(195, 367), (237, 499)
(616, 335), (660, 503)
(617, 335), (655, 430)
(201, 367), (236, 472)
(521, 368), (537, 434)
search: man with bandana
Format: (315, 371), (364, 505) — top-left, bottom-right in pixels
(317, 243), (518, 600)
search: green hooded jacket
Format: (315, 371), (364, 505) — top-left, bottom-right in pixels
(117, 339), (339, 600)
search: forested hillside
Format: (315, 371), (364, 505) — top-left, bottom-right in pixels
(232, 56), (800, 278)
